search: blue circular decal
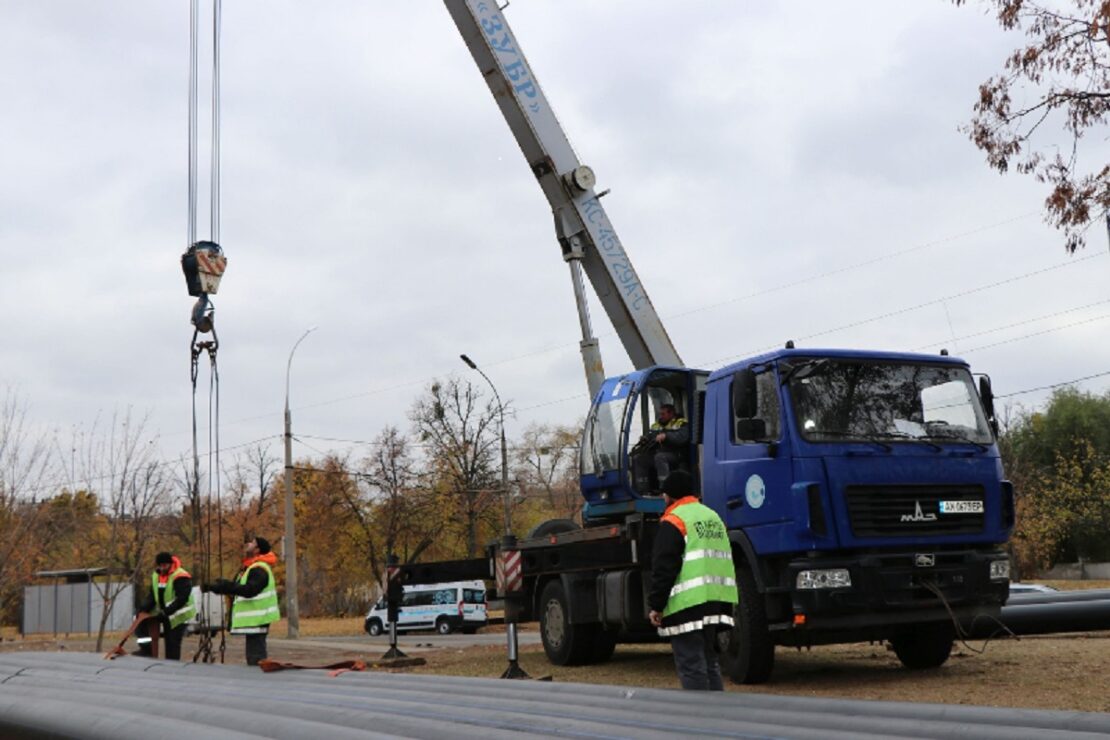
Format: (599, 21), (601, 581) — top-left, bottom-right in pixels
(745, 474), (766, 509)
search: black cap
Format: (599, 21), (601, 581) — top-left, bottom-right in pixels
(661, 470), (696, 498)
(254, 537), (271, 554)
(155, 552), (173, 565)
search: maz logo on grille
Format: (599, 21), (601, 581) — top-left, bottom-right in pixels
(900, 500), (938, 523)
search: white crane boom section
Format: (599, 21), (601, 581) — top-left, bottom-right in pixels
(444, 0), (683, 393)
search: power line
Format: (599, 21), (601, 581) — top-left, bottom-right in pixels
(699, 251), (1107, 369)
(474, 212), (1039, 372)
(666, 211), (1039, 323)
(996, 370), (1110, 399)
(912, 297), (1110, 351)
(18, 434), (281, 500)
(960, 312), (1110, 354)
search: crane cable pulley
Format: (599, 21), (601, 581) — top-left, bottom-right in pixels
(180, 0), (227, 663)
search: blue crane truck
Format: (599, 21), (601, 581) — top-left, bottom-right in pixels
(569, 349), (1012, 681)
(397, 0), (1014, 684)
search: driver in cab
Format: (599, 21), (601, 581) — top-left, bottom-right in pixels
(633, 403), (689, 492)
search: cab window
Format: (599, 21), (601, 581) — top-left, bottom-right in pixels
(732, 369), (782, 443)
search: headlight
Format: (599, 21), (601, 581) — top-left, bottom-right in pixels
(990, 559), (1010, 580)
(796, 568), (851, 590)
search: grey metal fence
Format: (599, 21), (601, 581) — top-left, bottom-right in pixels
(22, 582), (133, 635)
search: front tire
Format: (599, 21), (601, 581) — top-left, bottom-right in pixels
(539, 579), (603, 665)
(718, 561), (775, 684)
(365, 618), (383, 637)
(890, 622), (954, 669)
(435, 617), (454, 636)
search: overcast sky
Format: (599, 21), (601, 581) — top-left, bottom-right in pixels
(2, 1), (1108, 486)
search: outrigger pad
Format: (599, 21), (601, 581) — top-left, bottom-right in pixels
(181, 240), (227, 297)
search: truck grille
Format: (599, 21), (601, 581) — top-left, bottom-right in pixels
(845, 485), (985, 538)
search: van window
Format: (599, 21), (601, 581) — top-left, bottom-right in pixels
(432, 588), (455, 605)
(463, 588), (485, 604)
(406, 591), (434, 607)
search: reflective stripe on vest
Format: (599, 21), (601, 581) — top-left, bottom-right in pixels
(662, 501), (738, 619)
(230, 561), (280, 633)
(150, 567), (197, 630)
(657, 612), (735, 637)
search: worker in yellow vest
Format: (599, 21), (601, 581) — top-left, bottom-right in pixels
(648, 470), (738, 690)
(632, 404), (690, 493)
(137, 552), (196, 660)
(204, 536), (281, 665)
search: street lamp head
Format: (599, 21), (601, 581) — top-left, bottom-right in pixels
(460, 353), (477, 370)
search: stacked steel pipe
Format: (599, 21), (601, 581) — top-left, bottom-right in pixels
(2, 652), (1110, 739)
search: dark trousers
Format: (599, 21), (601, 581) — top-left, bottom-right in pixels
(632, 450), (682, 492)
(670, 626), (724, 691)
(164, 623), (186, 660)
(245, 632), (268, 666)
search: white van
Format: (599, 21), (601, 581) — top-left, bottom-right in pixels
(364, 580), (488, 636)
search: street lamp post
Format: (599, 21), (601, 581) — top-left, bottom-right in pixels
(459, 354), (511, 536)
(283, 326), (316, 639)
(460, 353), (529, 678)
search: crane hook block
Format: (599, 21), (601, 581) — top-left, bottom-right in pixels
(181, 241), (227, 297)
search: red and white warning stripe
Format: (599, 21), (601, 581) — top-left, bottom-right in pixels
(496, 549), (522, 594)
(196, 251), (227, 277)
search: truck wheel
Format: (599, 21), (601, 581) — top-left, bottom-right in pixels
(365, 618), (383, 637)
(539, 579), (594, 665)
(718, 562), (775, 684)
(435, 617), (454, 636)
(890, 623), (954, 669)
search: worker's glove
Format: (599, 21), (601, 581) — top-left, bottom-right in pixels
(203, 579), (231, 594)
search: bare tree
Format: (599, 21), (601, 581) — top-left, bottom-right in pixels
(337, 426), (435, 587)
(245, 443), (279, 515)
(958, 0), (1110, 251)
(74, 409), (172, 650)
(410, 379), (502, 556)
(513, 423), (582, 523)
(0, 388), (52, 623)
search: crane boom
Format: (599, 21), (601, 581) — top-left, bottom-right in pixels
(444, 0), (682, 397)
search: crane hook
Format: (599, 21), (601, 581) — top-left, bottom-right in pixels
(182, 240), (227, 334)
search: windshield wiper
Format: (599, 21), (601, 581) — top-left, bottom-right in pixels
(869, 431), (943, 452)
(804, 428), (892, 452)
(780, 359), (829, 385)
(924, 431), (989, 452)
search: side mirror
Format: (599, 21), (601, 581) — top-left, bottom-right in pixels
(978, 375), (999, 437)
(732, 369), (758, 419)
(978, 375), (995, 420)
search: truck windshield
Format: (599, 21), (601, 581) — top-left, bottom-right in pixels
(786, 360), (993, 446)
(581, 388), (630, 475)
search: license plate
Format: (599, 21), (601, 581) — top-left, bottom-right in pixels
(939, 500), (983, 514)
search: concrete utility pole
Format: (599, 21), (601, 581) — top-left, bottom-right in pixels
(459, 354), (511, 535)
(283, 326), (316, 639)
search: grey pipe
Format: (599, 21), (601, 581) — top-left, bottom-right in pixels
(3, 653), (1110, 739)
(968, 596), (1110, 637)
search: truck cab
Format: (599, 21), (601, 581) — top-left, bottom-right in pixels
(579, 348), (1013, 681)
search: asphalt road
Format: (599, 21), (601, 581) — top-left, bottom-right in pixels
(269, 630), (542, 653)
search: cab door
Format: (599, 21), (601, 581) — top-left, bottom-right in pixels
(709, 367), (796, 553)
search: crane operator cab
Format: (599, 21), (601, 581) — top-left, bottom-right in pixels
(580, 367), (708, 522)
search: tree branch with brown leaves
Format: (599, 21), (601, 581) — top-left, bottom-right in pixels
(958, 0), (1110, 251)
